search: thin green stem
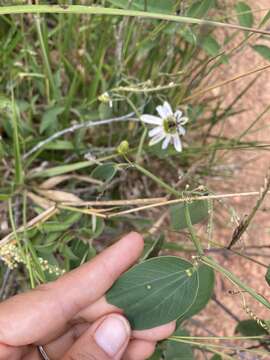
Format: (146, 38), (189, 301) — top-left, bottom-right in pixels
(11, 93), (23, 186)
(136, 128), (148, 163)
(35, 15), (60, 101)
(1, 5), (270, 36)
(133, 163), (180, 197)
(184, 204), (204, 255)
(200, 256), (270, 310)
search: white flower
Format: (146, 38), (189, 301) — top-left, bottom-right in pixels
(141, 101), (188, 152)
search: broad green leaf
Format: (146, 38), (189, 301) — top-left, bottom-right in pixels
(210, 356), (222, 360)
(164, 327), (194, 360)
(201, 35), (220, 56)
(235, 2), (253, 28)
(91, 162), (117, 182)
(266, 266), (270, 286)
(180, 265), (215, 321)
(106, 256), (199, 330)
(235, 319), (268, 336)
(187, 0), (215, 18)
(107, 0), (175, 13)
(31, 161), (95, 178)
(253, 45), (270, 61)
(44, 140), (74, 150)
(40, 106), (64, 134)
(69, 239), (96, 269)
(41, 212), (81, 233)
(170, 200), (209, 231)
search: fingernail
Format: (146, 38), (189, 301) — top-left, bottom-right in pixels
(94, 315), (130, 356)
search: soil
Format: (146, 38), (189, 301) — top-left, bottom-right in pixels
(186, 0), (270, 351)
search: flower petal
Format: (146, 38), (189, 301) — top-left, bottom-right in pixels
(162, 135), (171, 150)
(141, 115), (162, 125)
(156, 101), (173, 118)
(172, 134), (182, 152)
(148, 126), (163, 138)
(178, 125), (186, 136)
(179, 116), (189, 125)
(174, 110), (183, 121)
(149, 132), (166, 146)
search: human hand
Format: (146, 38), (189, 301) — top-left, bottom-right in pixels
(0, 232), (175, 359)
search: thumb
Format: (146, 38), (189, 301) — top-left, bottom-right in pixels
(62, 314), (131, 360)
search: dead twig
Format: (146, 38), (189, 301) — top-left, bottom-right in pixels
(227, 169), (270, 249)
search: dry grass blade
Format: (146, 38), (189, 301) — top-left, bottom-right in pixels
(35, 189), (82, 203)
(227, 169), (270, 249)
(107, 191), (270, 218)
(0, 206), (58, 247)
(61, 197), (166, 207)
(183, 64), (270, 103)
(27, 191), (55, 209)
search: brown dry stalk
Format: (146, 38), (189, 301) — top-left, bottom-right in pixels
(0, 206), (58, 247)
(61, 197), (167, 207)
(183, 64), (270, 103)
(107, 191), (270, 218)
(2, 190), (270, 248)
(227, 170), (270, 249)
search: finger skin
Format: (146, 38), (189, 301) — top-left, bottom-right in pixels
(123, 340), (156, 360)
(133, 321), (176, 341)
(0, 232), (144, 346)
(74, 297), (176, 341)
(43, 323), (90, 360)
(62, 314), (130, 360)
(0, 343), (22, 360)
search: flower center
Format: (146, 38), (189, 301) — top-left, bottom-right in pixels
(163, 116), (177, 134)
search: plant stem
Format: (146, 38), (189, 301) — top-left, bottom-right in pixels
(200, 256), (270, 310)
(11, 93), (23, 186)
(184, 204), (204, 255)
(35, 15), (60, 101)
(1, 5), (270, 36)
(24, 111), (137, 159)
(133, 163), (180, 197)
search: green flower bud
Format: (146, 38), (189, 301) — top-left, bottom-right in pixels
(117, 140), (129, 155)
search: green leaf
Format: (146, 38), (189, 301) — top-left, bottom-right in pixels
(266, 266), (270, 286)
(40, 106), (64, 134)
(164, 327), (194, 360)
(170, 200), (209, 231)
(201, 35), (221, 56)
(235, 2), (253, 28)
(235, 319), (268, 336)
(106, 256), (199, 330)
(179, 27), (197, 46)
(210, 355), (222, 360)
(69, 239), (96, 269)
(107, 0), (175, 13)
(180, 265), (215, 321)
(187, 0), (215, 18)
(91, 162), (117, 182)
(44, 140), (74, 150)
(253, 45), (270, 61)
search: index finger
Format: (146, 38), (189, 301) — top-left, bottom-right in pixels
(0, 232), (143, 346)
